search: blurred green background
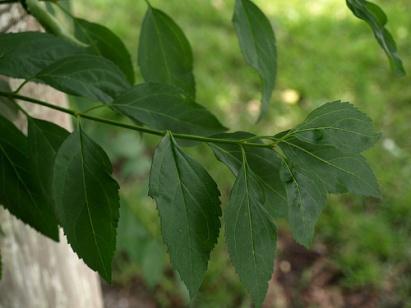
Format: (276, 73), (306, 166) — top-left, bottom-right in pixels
(71, 0), (411, 307)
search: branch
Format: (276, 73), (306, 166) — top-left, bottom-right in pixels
(0, 91), (274, 148)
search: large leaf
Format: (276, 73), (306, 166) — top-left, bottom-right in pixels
(290, 101), (380, 153)
(225, 148), (277, 307)
(0, 32), (83, 79)
(28, 118), (69, 209)
(35, 54), (131, 103)
(53, 126), (120, 281)
(210, 132), (287, 219)
(112, 83), (226, 136)
(149, 133), (221, 297)
(138, 6), (195, 97)
(280, 161), (327, 247)
(233, 0), (277, 120)
(0, 115), (59, 240)
(346, 0), (405, 76)
(74, 18), (135, 83)
(279, 137), (380, 198)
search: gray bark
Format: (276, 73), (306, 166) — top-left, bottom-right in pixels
(0, 4), (103, 308)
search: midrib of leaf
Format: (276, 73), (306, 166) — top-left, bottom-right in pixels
(170, 142), (194, 283)
(78, 130), (108, 278)
(151, 10), (173, 85)
(291, 125), (372, 138)
(115, 103), (212, 130)
(280, 156), (305, 217)
(239, 149), (258, 286)
(279, 138), (375, 191)
(76, 21), (101, 56)
(212, 144), (286, 202)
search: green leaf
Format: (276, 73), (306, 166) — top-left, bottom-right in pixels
(0, 80), (19, 120)
(0, 32), (83, 79)
(279, 161), (327, 247)
(26, 0), (85, 47)
(35, 54), (131, 103)
(0, 115), (59, 240)
(210, 132), (287, 219)
(233, 0), (277, 120)
(290, 101), (380, 153)
(74, 18), (135, 83)
(225, 148), (277, 307)
(149, 133), (221, 297)
(28, 118), (69, 211)
(53, 126), (120, 281)
(138, 6), (195, 97)
(346, 0), (405, 76)
(279, 137), (381, 198)
(112, 83), (226, 136)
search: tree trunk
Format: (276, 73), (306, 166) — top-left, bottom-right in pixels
(0, 4), (103, 308)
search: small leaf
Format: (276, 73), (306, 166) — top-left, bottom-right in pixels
(210, 132), (287, 219)
(35, 54), (131, 103)
(28, 118), (69, 209)
(233, 0), (277, 120)
(225, 148), (277, 307)
(0, 115), (59, 240)
(280, 161), (327, 247)
(346, 0), (405, 76)
(112, 83), (226, 136)
(0, 32), (84, 79)
(53, 126), (120, 281)
(279, 137), (381, 198)
(149, 133), (221, 297)
(291, 101), (380, 153)
(74, 18), (135, 83)
(138, 6), (195, 97)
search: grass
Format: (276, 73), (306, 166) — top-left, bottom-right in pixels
(73, 0), (411, 305)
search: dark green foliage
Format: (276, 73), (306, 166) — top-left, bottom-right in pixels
(52, 126), (120, 281)
(74, 18), (135, 83)
(28, 118), (69, 232)
(35, 55), (131, 103)
(224, 149), (277, 307)
(149, 133), (221, 297)
(0, 115), (59, 240)
(211, 132), (287, 220)
(347, 0), (405, 75)
(0, 80), (18, 119)
(0, 32), (83, 79)
(291, 101), (380, 153)
(280, 165), (327, 247)
(0, 0), (399, 305)
(233, 0), (277, 120)
(112, 83), (226, 135)
(139, 5), (195, 97)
